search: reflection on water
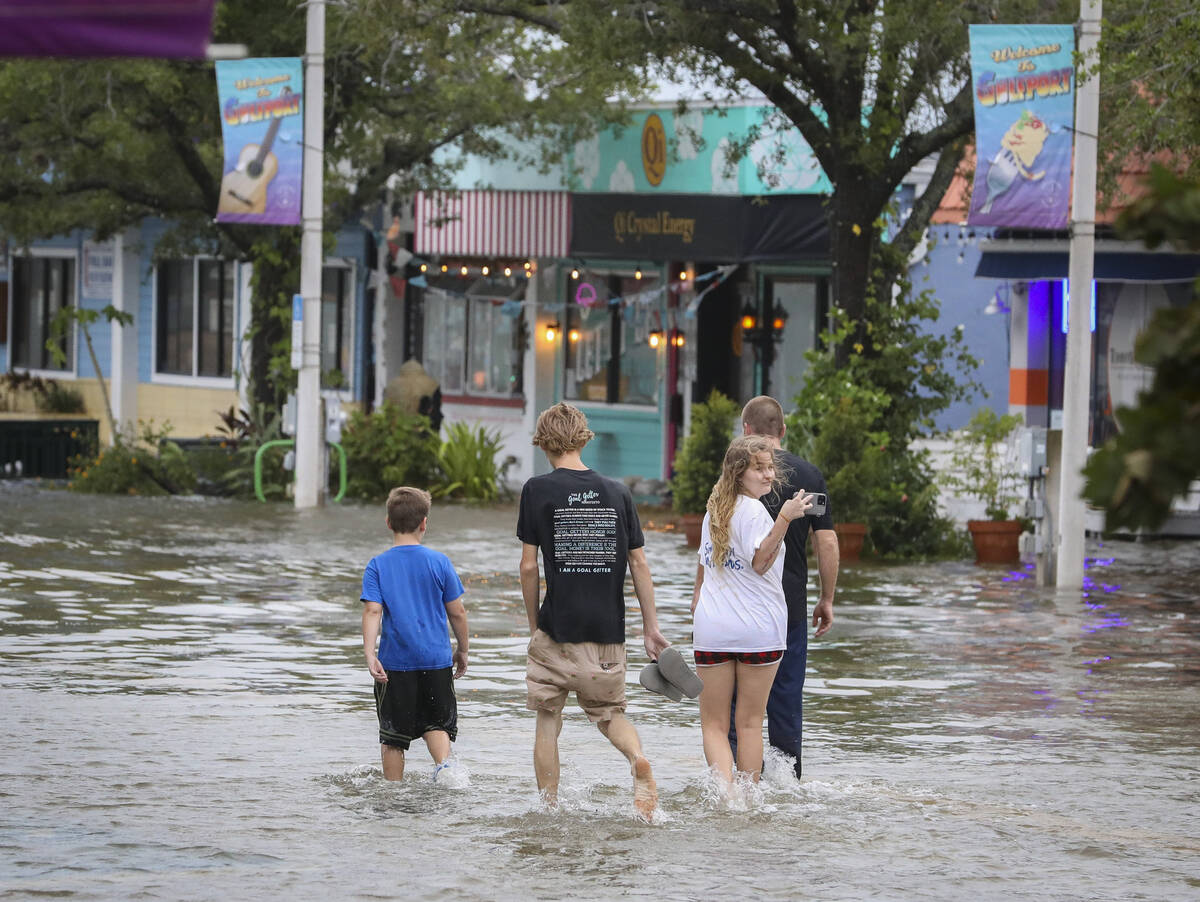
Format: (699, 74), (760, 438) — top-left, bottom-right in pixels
(2, 483), (1199, 900)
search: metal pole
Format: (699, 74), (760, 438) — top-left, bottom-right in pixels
(1055, 0), (1101, 587)
(295, 0), (325, 509)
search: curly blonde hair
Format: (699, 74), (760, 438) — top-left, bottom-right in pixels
(706, 434), (779, 568)
(532, 402), (594, 457)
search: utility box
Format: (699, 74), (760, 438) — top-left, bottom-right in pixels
(1016, 426), (1048, 478)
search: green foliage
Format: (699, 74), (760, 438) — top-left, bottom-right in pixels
(670, 390), (739, 514)
(212, 403), (288, 499)
(945, 408), (1025, 521)
(0, 371), (83, 413)
(785, 270), (976, 557)
(69, 421), (196, 496)
(435, 422), (510, 502)
(340, 403), (441, 501)
(1083, 167), (1200, 530)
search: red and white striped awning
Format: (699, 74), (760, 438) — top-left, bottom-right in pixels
(414, 190), (570, 258)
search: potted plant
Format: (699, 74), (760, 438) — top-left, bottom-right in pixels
(670, 389), (739, 547)
(946, 407), (1026, 564)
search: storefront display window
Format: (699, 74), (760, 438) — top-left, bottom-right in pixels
(421, 280), (524, 398)
(564, 273), (659, 406)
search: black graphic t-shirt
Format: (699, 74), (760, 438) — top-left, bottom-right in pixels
(760, 450), (833, 628)
(516, 467), (644, 644)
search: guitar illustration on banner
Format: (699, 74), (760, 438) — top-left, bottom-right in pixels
(218, 91), (288, 216)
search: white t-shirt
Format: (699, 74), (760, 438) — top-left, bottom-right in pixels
(693, 494), (787, 652)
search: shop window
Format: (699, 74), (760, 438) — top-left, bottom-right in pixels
(422, 285), (524, 398)
(565, 273), (659, 406)
(155, 259), (235, 379)
(10, 254), (76, 372)
(321, 265), (353, 390)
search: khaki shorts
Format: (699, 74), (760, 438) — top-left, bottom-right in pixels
(525, 629), (627, 723)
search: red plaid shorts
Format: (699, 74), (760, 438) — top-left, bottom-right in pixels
(694, 649), (784, 666)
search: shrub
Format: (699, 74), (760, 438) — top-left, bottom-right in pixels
(69, 421), (196, 496)
(340, 403), (440, 500)
(671, 389), (739, 514)
(212, 403), (288, 499)
(945, 407), (1025, 521)
(435, 421), (509, 501)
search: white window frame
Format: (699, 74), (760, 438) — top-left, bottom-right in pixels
(5, 247), (79, 379)
(151, 256), (239, 388)
(423, 289), (526, 399)
(320, 259), (355, 399)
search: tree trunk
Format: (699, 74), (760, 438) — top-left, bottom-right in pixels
(245, 229), (302, 411)
(828, 186), (882, 366)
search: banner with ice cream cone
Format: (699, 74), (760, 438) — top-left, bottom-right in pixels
(967, 24), (1075, 229)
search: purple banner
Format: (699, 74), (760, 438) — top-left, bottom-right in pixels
(968, 24), (1076, 229)
(215, 58), (304, 226)
(0, 1), (215, 58)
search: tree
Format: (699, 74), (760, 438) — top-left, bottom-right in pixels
(0, 0), (648, 410)
(1078, 0), (1200, 528)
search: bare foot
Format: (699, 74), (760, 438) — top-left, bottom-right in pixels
(632, 756), (658, 822)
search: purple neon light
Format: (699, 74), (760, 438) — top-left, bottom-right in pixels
(0, 1), (216, 58)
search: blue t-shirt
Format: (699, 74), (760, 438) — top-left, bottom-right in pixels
(361, 544), (465, 671)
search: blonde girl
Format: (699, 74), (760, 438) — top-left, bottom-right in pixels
(690, 435), (811, 786)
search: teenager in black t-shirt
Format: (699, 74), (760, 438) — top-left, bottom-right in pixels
(517, 403), (669, 821)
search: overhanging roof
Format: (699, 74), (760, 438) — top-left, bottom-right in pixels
(976, 239), (1200, 283)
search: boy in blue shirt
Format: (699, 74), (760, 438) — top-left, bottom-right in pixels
(361, 486), (469, 781)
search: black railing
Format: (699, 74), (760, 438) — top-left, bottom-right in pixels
(0, 419), (99, 479)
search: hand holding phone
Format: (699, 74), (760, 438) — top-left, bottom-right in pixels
(806, 492), (827, 517)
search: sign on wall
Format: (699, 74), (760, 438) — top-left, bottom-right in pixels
(82, 241), (114, 298)
(967, 24), (1076, 229)
(215, 57), (304, 226)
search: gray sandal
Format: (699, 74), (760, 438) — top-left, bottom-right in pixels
(638, 662), (684, 701)
(656, 646), (704, 699)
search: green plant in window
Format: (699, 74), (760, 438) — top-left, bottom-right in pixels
(670, 389), (739, 514)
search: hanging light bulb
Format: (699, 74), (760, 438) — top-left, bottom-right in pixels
(524, 261), (532, 270)
(634, 267), (643, 280)
(503, 266), (512, 277)
(419, 263), (427, 273)
(648, 329), (663, 349)
(460, 265), (469, 277)
(481, 265), (490, 276)
(440, 264), (448, 273)
(571, 267), (580, 280)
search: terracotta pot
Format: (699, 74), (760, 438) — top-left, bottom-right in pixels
(681, 512), (704, 548)
(834, 522), (867, 562)
(967, 519), (1023, 564)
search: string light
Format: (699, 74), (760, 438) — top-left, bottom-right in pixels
(524, 261), (532, 270)
(419, 263), (427, 273)
(440, 264), (448, 273)
(460, 265), (468, 276)
(503, 266), (512, 277)
(481, 265), (489, 276)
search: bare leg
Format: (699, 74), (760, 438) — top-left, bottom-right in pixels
(597, 713), (658, 821)
(381, 744), (405, 781)
(534, 709), (563, 805)
(424, 729), (451, 765)
(732, 661), (781, 782)
(697, 662), (737, 784)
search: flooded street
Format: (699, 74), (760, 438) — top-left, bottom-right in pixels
(2, 483), (1199, 901)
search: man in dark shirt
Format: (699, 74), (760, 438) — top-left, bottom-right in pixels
(741, 395), (839, 779)
(517, 402), (669, 821)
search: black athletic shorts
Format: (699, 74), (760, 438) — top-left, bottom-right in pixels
(373, 667), (458, 750)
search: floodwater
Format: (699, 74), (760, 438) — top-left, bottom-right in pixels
(1, 483), (1198, 902)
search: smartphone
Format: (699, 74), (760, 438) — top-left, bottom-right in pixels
(806, 492), (827, 517)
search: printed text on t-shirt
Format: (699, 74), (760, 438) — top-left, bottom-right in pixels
(553, 506), (618, 573)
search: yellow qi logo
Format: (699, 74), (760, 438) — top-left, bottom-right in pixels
(641, 114), (666, 187)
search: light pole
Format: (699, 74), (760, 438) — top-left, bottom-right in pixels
(1055, 0), (1102, 587)
(294, 0), (325, 508)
